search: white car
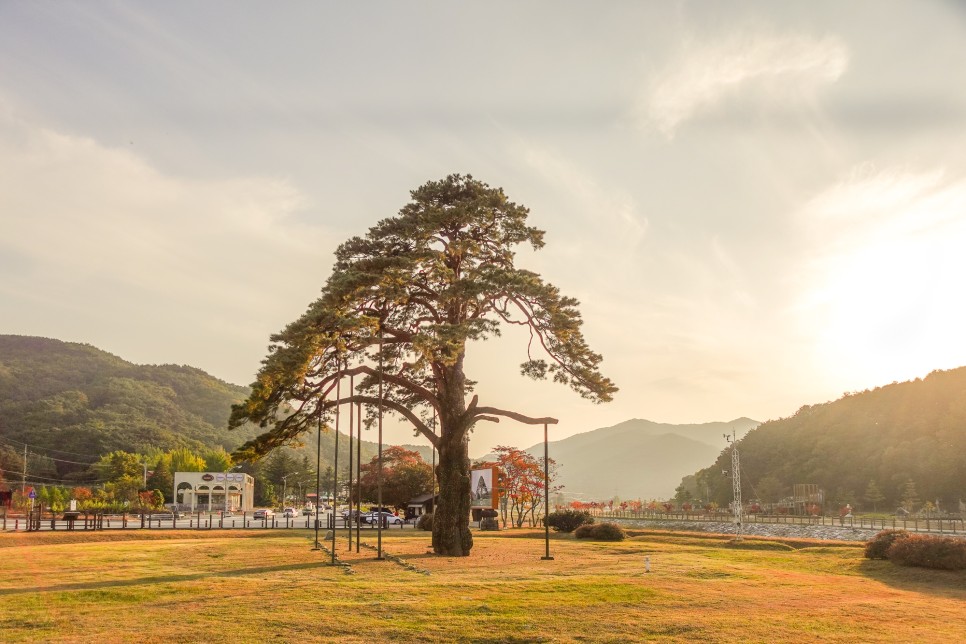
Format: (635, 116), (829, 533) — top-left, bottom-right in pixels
(362, 511), (403, 525)
(282, 507), (298, 518)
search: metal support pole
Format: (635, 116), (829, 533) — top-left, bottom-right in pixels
(313, 404), (322, 550)
(356, 401), (361, 552)
(377, 331), (384, 560)
(541, 422), (553, 560)
(725, 430), (742, 540)
(348, 374), (354, 551)
(431, 410), (437, 503)
(332, 371), (340, 564)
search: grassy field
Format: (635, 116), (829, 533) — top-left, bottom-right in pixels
(1, 528), (964, 643)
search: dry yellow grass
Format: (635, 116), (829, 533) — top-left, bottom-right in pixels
(1, 528), (963, 643)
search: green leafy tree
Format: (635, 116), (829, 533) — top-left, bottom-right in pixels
(202, 447), (233, 472)
(229, 175), (616, 556)
(146, 453), (174, 502)
(263, 450), (302, 506)
(93, 450), (144, 482)
(0, 445), (25, 487)
(755, 475), (785, 505)
(169, 447), (206, 473)
(673, 483), (692, 505)
(900, 478), (920, 512)
(358, 446), (433, 510)
(863, 479), (885, 513)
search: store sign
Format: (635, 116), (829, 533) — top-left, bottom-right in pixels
(202, 474), (214, 481)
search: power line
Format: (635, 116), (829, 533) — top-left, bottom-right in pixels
(22, 473), (109, 484)
(0, 435), (102, 462)
(0, 437), (99, 467)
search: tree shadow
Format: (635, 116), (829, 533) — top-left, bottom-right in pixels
(857, 559), (966, 598)
(0, 561), (334, 596)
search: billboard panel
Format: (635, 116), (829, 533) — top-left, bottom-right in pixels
(470, 467), (498, 509)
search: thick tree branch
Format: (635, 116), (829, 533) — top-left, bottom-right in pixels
(472, 406), (559, 425)
(323, 394), (439, 448)
(314, 364), (439, 412)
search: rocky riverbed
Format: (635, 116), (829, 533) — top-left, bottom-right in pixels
(613, 517), (882, 541)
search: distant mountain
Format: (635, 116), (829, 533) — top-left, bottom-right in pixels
(686, 368), (966, 511)
(506, 417), (760, 501)
(0, 335), (258, 477)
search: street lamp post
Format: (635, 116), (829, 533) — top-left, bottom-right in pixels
(281, 472), (299, 510)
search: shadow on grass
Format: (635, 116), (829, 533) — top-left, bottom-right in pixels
(857, 559), (966, 598)
(0, 561), (336, 596)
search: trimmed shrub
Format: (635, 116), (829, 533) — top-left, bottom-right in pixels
(864, 529), (910, 560)
(416, 513), (433, 531)
(545, 509), (594, 533)
(887, 534), (966, 571)
(574, 522), (626, 541)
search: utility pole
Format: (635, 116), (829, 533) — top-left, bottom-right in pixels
(22, 445), (27, 496)
(724, 430), (742, 540)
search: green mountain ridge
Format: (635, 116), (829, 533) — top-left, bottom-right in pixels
(686, 368), (966, 511)
(0, 335), (259, 477)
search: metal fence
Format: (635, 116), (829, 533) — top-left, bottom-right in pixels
(1, 510), (415, 533)
(591, 509), (964, 534)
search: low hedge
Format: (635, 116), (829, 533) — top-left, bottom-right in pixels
(574, 522), (626, 541)
(545, 509), (594, 533)
(416, 513), (433, 531)
(864, 529), (910, 560)
(886, 534), (966, 571)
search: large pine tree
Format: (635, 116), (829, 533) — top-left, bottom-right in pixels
(229, 174), (616, 556)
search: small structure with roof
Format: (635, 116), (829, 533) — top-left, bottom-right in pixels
(173, 472), (255, 512)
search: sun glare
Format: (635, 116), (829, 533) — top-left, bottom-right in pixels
(798, 168), (966, 387)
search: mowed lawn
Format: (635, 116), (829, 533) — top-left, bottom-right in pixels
(1, 528), (964, 643)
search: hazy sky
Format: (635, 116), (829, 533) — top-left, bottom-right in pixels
(3, 2), (966, 456)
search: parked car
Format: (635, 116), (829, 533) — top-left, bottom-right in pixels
(361, 511), (403, 525)
(302, 507), (316, 516)
(282, 507), (298, 518)
(253, 509), (275, 520)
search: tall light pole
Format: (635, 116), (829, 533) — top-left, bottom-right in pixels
(281, 472), (299, 509)
(724, 431), (742, 540)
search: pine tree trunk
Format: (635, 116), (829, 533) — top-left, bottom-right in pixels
(432, 426), (473, 556)
(431, 360), (473, 556)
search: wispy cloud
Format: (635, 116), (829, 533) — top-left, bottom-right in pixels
(517, 142), (648, 248)
(640, 31), (848, 137)
(0, 106), (332, 380)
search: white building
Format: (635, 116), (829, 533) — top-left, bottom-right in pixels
(173, 472), (255, 512)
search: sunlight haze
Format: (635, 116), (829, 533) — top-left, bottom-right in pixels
(2, 2), (965, 455)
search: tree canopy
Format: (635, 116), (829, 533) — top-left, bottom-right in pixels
(230, 174), (616, 555)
